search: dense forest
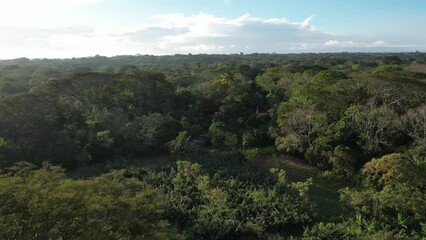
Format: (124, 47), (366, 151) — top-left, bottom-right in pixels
(0, 53), (425, 239)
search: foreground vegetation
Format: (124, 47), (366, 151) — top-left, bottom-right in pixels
(0, 53), (425, 239)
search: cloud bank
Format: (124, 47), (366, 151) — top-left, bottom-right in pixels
(0, 13), (420, 59)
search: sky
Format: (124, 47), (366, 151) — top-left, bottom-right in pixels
(0, 0), (425, 59)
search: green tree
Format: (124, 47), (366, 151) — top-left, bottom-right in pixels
(340, 153), (426, 230)
(344, 104), (400, 154)
(0, 163), (181, 239)
(330, 145), (356, 179)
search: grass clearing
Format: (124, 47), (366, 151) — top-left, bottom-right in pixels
(252, 153), (348, 222)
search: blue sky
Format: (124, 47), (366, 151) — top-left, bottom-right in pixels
(0, 0), (425, 59)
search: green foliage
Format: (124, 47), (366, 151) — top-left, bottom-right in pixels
(344, 104), (400, 154)
(241, 129), (265, 148)
(138, 157), (316, 239)
(168, 131), (195, 159)
(361, 153), (421, 188)
(276, 106), (317, 152)
(0, 163), (181, 240)
(242, 148), (260, 161)
(329, 145), (356, 179)
(303, 222), (354, 240)
(303, 219), (413, 240)
(0, 138), (6, 148)
(340, 153), (426, 231)
(208, 121), (238, 148)
(380, 55), (403, 65)
(276, 133), (304, 153)
(242, 146), (277, 162)
(137, 113), (181, 153)
(402, 105), (426, 161)
(373, 64), (403, 75)
(314, 70), (347, 85)
(0, 138), (5, 166)
(255, 67), (294, 102)
(255, 67), (282, 93)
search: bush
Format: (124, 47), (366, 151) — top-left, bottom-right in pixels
(241, 148), (260, 161)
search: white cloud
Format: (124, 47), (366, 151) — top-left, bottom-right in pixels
(299, 15), (316, 30)
(325, 40), (355, 47)
(323, 39), (415, 50)
(136, 13), (332, 54)
(372, 40), (386, 46)
(0, 13), (421, 59)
